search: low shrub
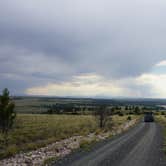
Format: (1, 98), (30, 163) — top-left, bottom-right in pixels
(127, 116), (132, 121)
(42, 157), (58, 166)
(80, 139), (97, 151)
(118, 112), (124, 116)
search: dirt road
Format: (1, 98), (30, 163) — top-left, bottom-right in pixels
(54, 122), (166, 166)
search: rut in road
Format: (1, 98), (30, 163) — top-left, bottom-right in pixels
(54, 123), (166, 166)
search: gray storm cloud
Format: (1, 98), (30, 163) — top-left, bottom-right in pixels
(0, 0), (166, 95)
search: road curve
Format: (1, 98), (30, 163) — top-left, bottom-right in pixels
(54, 122), (166, 166)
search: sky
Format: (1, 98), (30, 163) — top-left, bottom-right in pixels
(0, 0), (166, 98)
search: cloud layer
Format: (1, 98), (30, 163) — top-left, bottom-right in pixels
(0, 0), (166, 97)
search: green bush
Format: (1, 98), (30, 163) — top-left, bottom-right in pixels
(127, 116), (132, 121)
(42, 157), (57, 166)
(118, 112), (124, 116)
(161, 111), (165, 115)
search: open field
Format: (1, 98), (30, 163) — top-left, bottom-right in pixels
(13, 97), (95, 113)
(0, 114), (138, 159)
(13, 97), (166, 113)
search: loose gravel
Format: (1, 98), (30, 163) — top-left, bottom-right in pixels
(0, 119), (137, 166)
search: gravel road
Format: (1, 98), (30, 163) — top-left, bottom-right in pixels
(54, 122), (166, 166)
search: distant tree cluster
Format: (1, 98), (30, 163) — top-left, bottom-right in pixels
(42, 104), (86, 115)
(41, 103), (146, 116)
(125, 106), (134, 110)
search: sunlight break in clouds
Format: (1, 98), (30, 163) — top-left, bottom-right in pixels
(26, 74), (126, 97)
(26, 72), (166, 98)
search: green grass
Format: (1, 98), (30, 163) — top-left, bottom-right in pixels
(79, 139), (98, 151)
(13, 97), (95, 113)
(42, 156), (58, 166)
(155, 115), (166, 153)
(0, 114), (139, 159)
(111, 115), (138, 126)
(0, 114), (97, 158)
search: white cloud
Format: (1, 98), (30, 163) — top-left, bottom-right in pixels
(26, 74), (127, 97)
(137, 73), (166, 98)
(156, 60), (166, 67)
(26, 73), (166, 98)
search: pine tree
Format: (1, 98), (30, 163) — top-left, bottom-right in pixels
(0, 88), (16, 145)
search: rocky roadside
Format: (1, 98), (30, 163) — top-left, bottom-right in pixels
(0, 119), (139, 166)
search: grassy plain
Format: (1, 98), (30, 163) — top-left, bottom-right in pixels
(0, 114), (138, 159)
(13, 97), (94, 113)
(0, 114), (97, 158)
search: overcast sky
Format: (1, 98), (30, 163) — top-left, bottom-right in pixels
(0, 0), (166, 98)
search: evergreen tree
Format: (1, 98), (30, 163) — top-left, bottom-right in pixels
(0, 88), (16, 145)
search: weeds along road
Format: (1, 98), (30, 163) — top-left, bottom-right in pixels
(54, 122), (166, 166)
